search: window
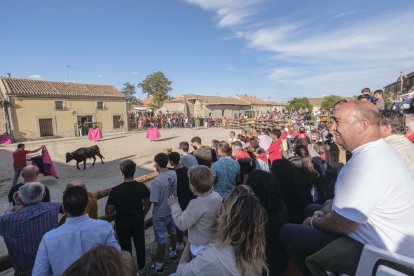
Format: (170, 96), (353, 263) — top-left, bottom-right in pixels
(96, 101), (104, 110)
(54, 101), (64, 110)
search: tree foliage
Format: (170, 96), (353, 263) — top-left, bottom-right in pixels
(321, 95), (343, 111)
(121, 82), (139, 106)
(287, 97), (313, 111)
(138, 71), (172, 108)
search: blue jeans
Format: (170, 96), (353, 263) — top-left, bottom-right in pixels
(153, 215), (176, 245)
(11, 168), (23, 188)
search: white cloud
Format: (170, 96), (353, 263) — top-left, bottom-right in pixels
(28, 74), (42, 79)
(225, 65), (235, 71)
(183, 0), (263, 27)
(242, 12), (414, 63)
(183, 0), (414, 97)
(96, 74), (104, 78)
(333, 10), (359, 19)
(132, 71), (139, 75)
(267, 67), (298, 83)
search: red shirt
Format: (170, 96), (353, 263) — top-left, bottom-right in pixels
(280, 131), (287, 140)
(13, 149), (29, 168)
(408, 134), (414, 143)
(234, 150), (251, 161)
(295, 133), (308, 139)
(267, 140), (282, 164)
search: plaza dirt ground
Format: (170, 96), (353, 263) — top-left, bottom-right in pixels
(0, 127), (236, 275)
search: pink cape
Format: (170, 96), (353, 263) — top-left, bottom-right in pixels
(88, 128), (102, 141)
(138, 119), (143, 129)
(42, 147), (59, 178)
(0, 132), (12, 145)
(146, 127), (161, 141)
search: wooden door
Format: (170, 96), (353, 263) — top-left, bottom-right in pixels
(39, 118), (53, 137)
(113, 115), (121, 128)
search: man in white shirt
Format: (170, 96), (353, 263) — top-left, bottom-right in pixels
(228, 131), (238, 144)
(280, 101), (414, 276)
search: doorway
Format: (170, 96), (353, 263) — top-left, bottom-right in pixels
(77, 115), (93, 136)
(113, 115), (121, 129)
(39, 118), (54, 137)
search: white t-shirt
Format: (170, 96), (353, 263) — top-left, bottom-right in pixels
(333, 139), (414, 257)
(258, 135), (273, 151)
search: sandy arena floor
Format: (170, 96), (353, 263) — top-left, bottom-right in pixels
(0, 127), (235, 274)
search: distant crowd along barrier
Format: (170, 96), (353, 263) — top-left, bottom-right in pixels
(224, 118), (287, 129)
(0, 171), (159, 273)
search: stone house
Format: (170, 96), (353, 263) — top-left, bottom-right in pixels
(232, 94), (287, 116)
(0, 77), (127, 141)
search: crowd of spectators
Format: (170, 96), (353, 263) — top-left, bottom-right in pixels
(2, 94), (414, 276)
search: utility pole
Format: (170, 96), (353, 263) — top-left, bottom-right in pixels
(66, 65), (78, 82)
(400, 72), (404, 94)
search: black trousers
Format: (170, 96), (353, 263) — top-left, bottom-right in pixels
(115, 217), (145, 270)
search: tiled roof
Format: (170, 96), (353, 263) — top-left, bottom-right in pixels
(308, 97), (354, 106)
(183, 94), (250, 106)
(164, 96), (185, 103)
(234, 95), (269, 105)
(0, 78), (125, 98)
(141, 96), (153, 106)
(308, 98), (325, 106)
(268, 101), (288, 106)
(234, 95), (287, 106)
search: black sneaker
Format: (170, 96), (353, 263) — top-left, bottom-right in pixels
(169, 252), (178, 262)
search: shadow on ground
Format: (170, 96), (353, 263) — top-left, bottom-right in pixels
(156, 136), (179, 142)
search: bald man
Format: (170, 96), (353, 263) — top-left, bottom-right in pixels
(8, 165), (50, 205)
(280, 101), (414, 276)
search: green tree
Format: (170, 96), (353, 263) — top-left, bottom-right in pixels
(138, 71), (172, 108)
(287, 97), (313, 111)
(321, 95), (342, 111)
(121, 82), (139, 107)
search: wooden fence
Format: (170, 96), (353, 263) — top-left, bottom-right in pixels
(225, 118), (287, 129)
(0, 171), (159, 273)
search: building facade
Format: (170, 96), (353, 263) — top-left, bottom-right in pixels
(184, 94), (250, 119)
(157, 94), (286, 118)
(0, 78), (127, 141)
(384, 71), (414, 94)
(233, 95), (287, 116)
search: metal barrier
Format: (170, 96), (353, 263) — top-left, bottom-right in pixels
(0, 171), (159, 273)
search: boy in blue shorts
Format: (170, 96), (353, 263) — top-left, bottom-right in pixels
(150, 153), (178, 273)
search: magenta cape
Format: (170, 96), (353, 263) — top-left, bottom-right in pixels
(31, 147), (59, 178)
(146, 127), (161, 141)
(88, 128), (102, 141)
(0, 132), (12, 145)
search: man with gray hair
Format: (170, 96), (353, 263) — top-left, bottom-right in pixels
(379, 110), (414, 172)
(0, 182), (60, 276)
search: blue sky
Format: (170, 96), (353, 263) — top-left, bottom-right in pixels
(1, 0), (413, 102)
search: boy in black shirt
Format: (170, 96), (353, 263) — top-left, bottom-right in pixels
(105, 160), (150, 273)
(168, 152), (195, 250)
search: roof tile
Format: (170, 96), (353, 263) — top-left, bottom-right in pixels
(1, 78), (125, 98)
